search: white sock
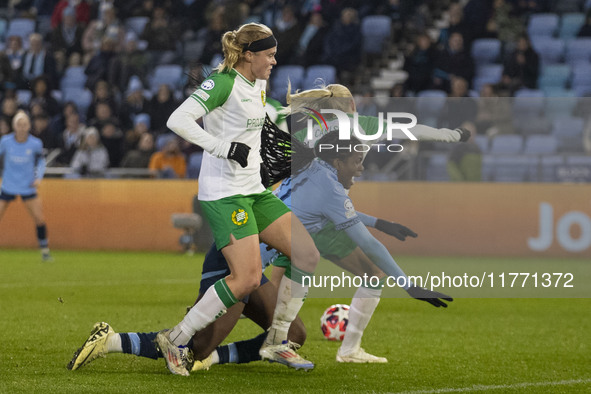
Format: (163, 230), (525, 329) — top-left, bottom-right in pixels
(106, 333), (122, 353)
(340, 286), (382, 355)
(265, 275), (308, 345)
(169, 283), (232, 346)
(210, 351), (219, 365)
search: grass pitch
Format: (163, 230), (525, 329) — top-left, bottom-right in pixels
(0, 250), (589, 393)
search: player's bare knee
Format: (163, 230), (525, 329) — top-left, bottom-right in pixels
(297, 247), (320, 273)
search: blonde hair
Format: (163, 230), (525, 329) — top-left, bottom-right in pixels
(286, 83), (353, 115)
(12, 110), (31, 130)
(217, 23), (274, 73)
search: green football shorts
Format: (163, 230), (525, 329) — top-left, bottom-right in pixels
(200, 189), (290, 250)
(310, 222), (357, 260)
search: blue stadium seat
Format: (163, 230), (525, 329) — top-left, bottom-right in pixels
(523, 135), (558, 154)
(531, 38), (565, 65)
(551, 116), (585, 152)
(60, 66), (87, 90)
(513, 116), (552, 135)
(125, 16), (150, 35)
(155, 133), (177, 151)
(565, 38), (591, 66)
(528, 13), (560, 37)
(560, 13), (585, 39)
(489, 135), (523, 154)
(571, 63), (591, 95)
(471, 38), (501, 65)
(474, 134), (489, 153)
(538, 64), (571, 89)
(187, 152), (203, 179)
(481, 154), (495, 181)
(302, 65), (337, 90)
(16, 89), (31, 105)
(536, 155), (564, 182)
(493, 156), (533, 182)
(425, 153), (449, 181)
(361, 15), (391, 55)
(513, 89), (545, 116)
(6, 18), (35, 43)
(0, 18), (7, 41)
(62, 88), (93, 116)
(271, 65), (305, 103)
(150, 64), (184, 92)
(415, 90), (447, 126)
(544, 92), (577, 120)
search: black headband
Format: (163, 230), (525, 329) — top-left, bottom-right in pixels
(243, 35), (277, 53)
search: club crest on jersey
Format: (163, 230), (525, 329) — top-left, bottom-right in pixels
(231, 209), (248, 225)
(261, 90), (266, 106)
(344, 199), (355, 218)
(201, 79), (215, 90)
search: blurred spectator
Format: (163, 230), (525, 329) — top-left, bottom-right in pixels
(5, 36), (25, 83)
(474, 83), (514, 136)
(404, 32), (437, 93)
(49, 6), (84, 58)
(123, 112), (151, 152)
(88, 101), (118, 131)
(273, 4), (303, 65)
(121, 132), (155, 168)
(119, 76), (149, 130)
(48, 101), (78, 142)
(81, 3), (124, 56)
(70, 127), (109, 177)
(293, 12), (328, 67)
(355, 89), (378, 116)
(84, 37), (117, 90)
(140, 6), (179, 65)
(462, 0), (494, 40)
(447, 122), (481, 181)
(130, 0), (155, 17)
(29, 76), (61, 117)
(21, 33), (57, 88)
(432, 32), (474, 92)
(1, 97), (19, 127)
(578, 10), (591, 37)
(51, 0), (91, 29)
(31, 113), (53, 148)
(86, 80), (116, 124)
(197, 4), (226, 66)
(100, 120), (124, 166)
(148, 84), (177, 134)
(57, 111), (85, 165)
(0, 52), (14, 95)
(322, 8), (362, 76)
(438, 3), (472, 48)
(0, 117), (10, 137)
(108, 32), (148, 94)
(501, 34), (539, 91)
(439, 76), (477, 129)
(484, 0), (524, 44)
(149, 138), (186, 178)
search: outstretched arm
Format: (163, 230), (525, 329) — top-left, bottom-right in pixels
(356, 212), (418, 241)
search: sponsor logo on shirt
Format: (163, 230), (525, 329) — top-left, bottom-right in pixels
(344, 198), (355, 218)
(231, 209), (249, 226)
(246, 117), (265, 130)
(195, 89), (210, 101)
(201, 79), (215, 90)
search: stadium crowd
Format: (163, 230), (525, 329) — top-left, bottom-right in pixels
(0, 0), (590, 181)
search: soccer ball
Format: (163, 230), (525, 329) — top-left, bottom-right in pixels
(320, 304), (349, 341)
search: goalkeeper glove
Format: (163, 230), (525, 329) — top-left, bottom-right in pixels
(406, 285), (453, 308)
(228, 142), (250, 168)
(375, 219), (418, 241)
(456, 127), (471, 142)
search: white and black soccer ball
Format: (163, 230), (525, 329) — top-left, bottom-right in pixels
(320, 304), (350, 341)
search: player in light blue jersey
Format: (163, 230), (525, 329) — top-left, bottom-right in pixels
(0, 111), (52, 262)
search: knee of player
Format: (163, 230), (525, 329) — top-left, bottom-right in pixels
(299, 247), (320, 273)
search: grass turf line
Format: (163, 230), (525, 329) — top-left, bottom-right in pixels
(0, 250), (589, 393)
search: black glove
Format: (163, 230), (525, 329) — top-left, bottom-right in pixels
(456, 127), (471, 142)
(260, 163), (271, 188)
(375, 219), (417, 241)
(227, 142), (250, 168)
(406, 285), (453, 308)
